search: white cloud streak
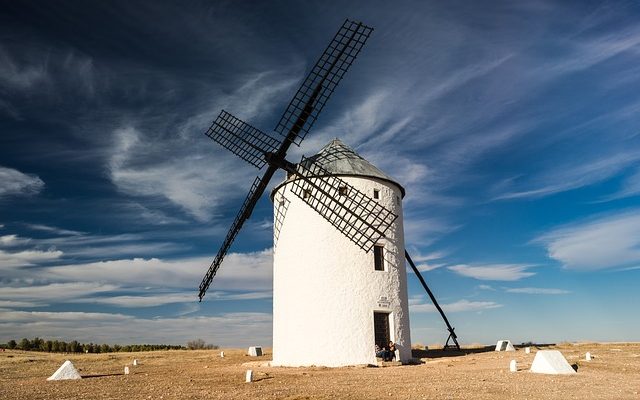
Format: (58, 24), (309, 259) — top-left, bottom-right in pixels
(0, 166), (44, 198)
(505, 287), (570, 295)
(601, 168), (640, 201)
(44, 249), (273, 291)
(73, 290), (273, 308)
(448, 264), (535, 281)
(494, 151), (640, 200)
(0, 234), (31, 247)
(107, 69), (299, 223)
(0, 248), (63, 268)
(536, 210), (640, 270)
(23, 224), (84, 236)
(0, 283), (119, 304)
(410, 299), (502, 313)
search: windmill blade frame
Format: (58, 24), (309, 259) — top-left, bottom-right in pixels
(289, 156), (398, 252)
(198, 168), (277, 301)
(274, 19), (373, 145)
(205, 110), (282, 169)
(198, 20), (374, 300)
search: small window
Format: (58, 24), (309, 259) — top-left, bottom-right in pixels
(373, 189), (380, 199)
(339, 186), (348, 196)
(303, 189), (311, 199)
(374, 244), (384, 271)
(396, 195), (400, 205)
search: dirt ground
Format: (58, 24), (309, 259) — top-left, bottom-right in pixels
(1, 342), (639, 399)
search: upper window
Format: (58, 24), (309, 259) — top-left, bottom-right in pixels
(374, 244), (384, 271)
(373, 189), (380, 199)
(339, 186), (348, 196)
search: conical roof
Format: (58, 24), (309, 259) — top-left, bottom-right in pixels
(272, 138), (405, 197)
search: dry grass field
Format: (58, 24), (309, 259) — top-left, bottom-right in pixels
(1, 343), (639, 399)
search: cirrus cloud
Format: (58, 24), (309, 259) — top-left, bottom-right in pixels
(0, 166), (44, 198)
(535, 209), (640, 270)
(447, 263), (535, 281)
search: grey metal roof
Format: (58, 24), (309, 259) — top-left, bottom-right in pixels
(272, 138), (405, 198)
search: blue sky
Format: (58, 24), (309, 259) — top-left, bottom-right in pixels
(1, 0), (639, 347)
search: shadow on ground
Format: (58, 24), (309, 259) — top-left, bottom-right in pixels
(81, 373), (123, 378)
(412, 343), (557, 359)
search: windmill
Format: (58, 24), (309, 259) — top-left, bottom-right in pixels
(198, 19), (460, 361)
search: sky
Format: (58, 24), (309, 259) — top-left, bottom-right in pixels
(1, 0), (639, 347)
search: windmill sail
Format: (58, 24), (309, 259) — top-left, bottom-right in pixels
(274, 19), (373, 145)
(290, 156), (398, 252)
(206, 110), (282, 169)
(198, 172), (274, 300)
(197, 20), (374, 300)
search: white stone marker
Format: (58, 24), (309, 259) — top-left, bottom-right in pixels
(248, 346), (262, 357)
(245, 370), (253, 383)
(530, 350), (576, 375)
(510, 359), (517, 372)
(133, 359), (138, 366)
(47, 360), (82, 381)
(494, 340), (515, 352)
(220, 351), (225, 358)
(124, 366), (130, 375)
(586, 352), (591, 361)
(525, 347), (531, 354)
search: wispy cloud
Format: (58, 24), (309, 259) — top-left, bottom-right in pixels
(0, 248), (63, 269)
(535, 209), (640, 270)
(23, 224), (84, 236)
(410, 298), (502, 313)
(493, 151), (640, 200)
(0, 283), (119, 305)
(505, 287), (570, 295)
(106, 67), (300, 223)
(0, 166), (44, 198)
(600, 168), (640, 201)
(0, 234), (31, 247)
(3, 228), (188, 262)
(108, 125), (254, 223)
(404, 216), (460, 247)
(0, 45), (47, 91)
(74, 290), (273, 308)
(406, 249), (449, 272)
(44, 249), (273, 291)
(448, 264), (536, 281)
(545, 24), (640, 74)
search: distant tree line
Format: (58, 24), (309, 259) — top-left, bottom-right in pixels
(1, 337), (187, 353)
(186, 338), (219, 350)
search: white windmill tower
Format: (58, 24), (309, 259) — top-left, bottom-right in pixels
(195, 19), (460, 366)
(271, 138), (411, 366)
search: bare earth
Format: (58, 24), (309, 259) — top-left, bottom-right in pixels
(1, 343), (639, 399)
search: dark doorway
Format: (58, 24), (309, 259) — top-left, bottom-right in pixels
(373, 312), (390, 348)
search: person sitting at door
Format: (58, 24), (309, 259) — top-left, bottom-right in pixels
(375, 343), (385, 358)
(383, 341), (397, 361)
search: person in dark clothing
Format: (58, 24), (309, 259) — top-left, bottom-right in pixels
(383, 341), (396, 361)
(375, 343), (385, 358)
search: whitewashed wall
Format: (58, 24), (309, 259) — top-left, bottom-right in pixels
(271, 175), (411, 367)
